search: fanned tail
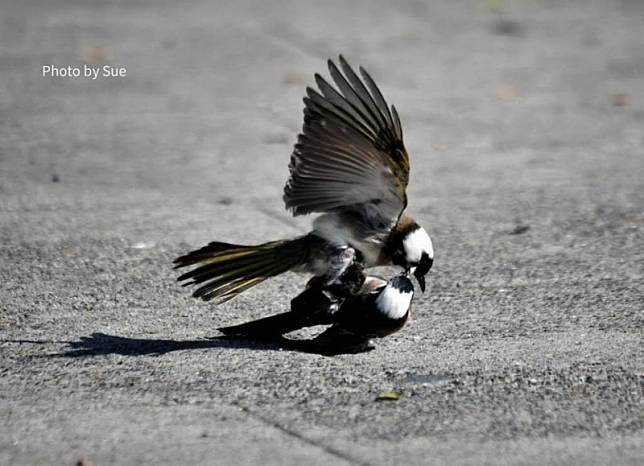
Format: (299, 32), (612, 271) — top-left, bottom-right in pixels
(174, 237), (310, 303)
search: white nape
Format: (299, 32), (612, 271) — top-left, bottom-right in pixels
(403, 227), (433, 263)
(375, 286), (413, 319)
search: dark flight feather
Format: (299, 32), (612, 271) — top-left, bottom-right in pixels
(283, 55), (410, 230)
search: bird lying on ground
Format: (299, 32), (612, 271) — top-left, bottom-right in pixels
(219, 266), (415, 355)
(174, 55), (433, 304)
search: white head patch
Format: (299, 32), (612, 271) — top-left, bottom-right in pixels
(375, 286), (413, 319)
(403, 227), (434, 263)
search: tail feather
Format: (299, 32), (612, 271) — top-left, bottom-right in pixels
(193, 262), (281, 301)
(218, 312), (307, 337)
(179, 251), (275, 286)
(173, 241), (249, 267)
(174, 237), (309, 303)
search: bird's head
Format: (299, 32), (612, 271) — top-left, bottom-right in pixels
(375, 273), (415, 319)
(391, 221), (434, 292)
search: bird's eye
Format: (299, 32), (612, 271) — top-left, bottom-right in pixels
(391, 248), (406, 267)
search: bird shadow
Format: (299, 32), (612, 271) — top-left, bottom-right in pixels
(5, 332), (355, 358)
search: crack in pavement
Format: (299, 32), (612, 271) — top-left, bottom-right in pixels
(234, 402), (373, 466)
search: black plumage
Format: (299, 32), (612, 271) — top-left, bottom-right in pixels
(174, 56), (433, 304)
(219, 271), (415, 355)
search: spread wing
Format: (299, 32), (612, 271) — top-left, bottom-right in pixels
(283, 56), (410, 227)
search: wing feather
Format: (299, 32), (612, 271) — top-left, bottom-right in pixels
(358, 64), (395, 131)
(327, 60), (383, 130)
(284, 56), (410, 228)
(391, 105), (403, 140)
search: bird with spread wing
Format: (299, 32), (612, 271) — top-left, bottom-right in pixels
(174, 56), (433, 303)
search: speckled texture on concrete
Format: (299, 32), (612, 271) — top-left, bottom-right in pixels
(1, 0), (643, 465)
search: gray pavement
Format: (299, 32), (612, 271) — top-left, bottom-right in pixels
(1, 0), (643, 464)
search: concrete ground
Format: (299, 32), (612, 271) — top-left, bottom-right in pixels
(1, 0), (643, 464)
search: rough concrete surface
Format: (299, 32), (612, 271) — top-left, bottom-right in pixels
(1, 0), (643, 464)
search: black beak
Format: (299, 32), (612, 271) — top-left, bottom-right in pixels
(413, 270), (426, 293)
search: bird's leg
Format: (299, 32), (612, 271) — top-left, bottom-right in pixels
(321, 245), (357, 285)
(325, 260), (365, 298)
(297, 255), (364, 304)
(288, 247), (366, 329)
(312, 245), (367, 298)
(290, 258), (365, 320)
